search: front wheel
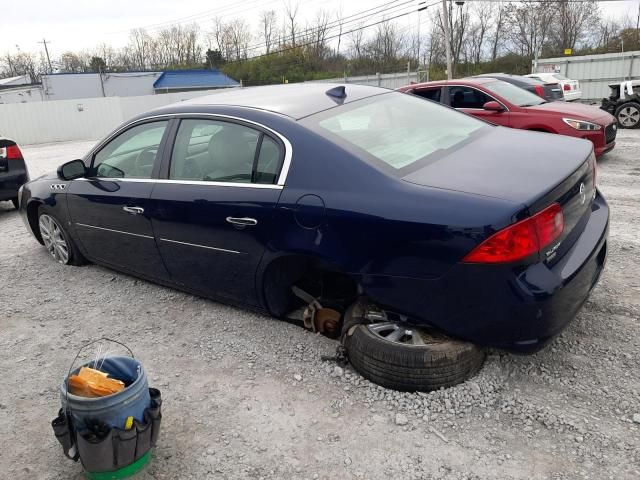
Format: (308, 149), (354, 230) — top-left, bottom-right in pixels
(345, 322), (485, 392)
(615, 102), (640, 129)
(38, 210), (87, 266)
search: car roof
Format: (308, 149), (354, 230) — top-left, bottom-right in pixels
(164, 83), (391, 120)
(406, 78), (498, 89)
(474, 73), (543, 86)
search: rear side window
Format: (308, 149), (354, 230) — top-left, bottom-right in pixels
(169, 119), (283, 184)
(413, 88), (441, 103)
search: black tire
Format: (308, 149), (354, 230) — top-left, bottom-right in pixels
(345, 324), (485, 392)
(615, 102), (640, 129)
(37, 208), (88, 266)
(11, 197), (19, 209)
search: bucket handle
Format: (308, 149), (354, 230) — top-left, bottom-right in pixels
(66, 337), (136, 383)
(64, 338), (136, 418)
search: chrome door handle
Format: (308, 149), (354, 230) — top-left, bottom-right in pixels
(226, 217), (257, 226)
(123, 206), (144, 215)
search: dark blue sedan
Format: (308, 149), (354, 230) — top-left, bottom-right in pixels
(19, 83), (608, 391)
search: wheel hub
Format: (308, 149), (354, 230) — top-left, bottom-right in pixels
(619, 106), (640, 127)
(39, 214), (69, 264)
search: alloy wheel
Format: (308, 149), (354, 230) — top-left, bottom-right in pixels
(39, 214), (70, 264)
(367, 322), (448, 346)
(618, 106), (640, 127)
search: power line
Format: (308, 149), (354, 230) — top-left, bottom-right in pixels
(224, 0), (441, 66)
(237, 0), (416, 56)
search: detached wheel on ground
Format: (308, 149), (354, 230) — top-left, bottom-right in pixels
(345, 322), (485, 392)
(615, 102), (640, 129)
(38, 209), (87, 266)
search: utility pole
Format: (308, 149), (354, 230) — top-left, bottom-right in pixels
(441, 0), (453, 80)
(38, 38), (53, 74)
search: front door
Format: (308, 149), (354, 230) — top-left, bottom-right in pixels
(447, 85), (510, 126)
(150, 117), (286, 305)
(66, 120), (171, 280)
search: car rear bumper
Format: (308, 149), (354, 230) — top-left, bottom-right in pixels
(361, 191), (609, 353)
(564, 91), (582, 102)
(0, 171), (29, 201)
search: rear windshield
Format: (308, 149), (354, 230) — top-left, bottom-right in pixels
(301, 93), (487, 173)
(553, 74), (568, 81)
(483, 80), (546, 107)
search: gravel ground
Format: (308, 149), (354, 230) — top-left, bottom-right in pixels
(1, 132), (639, 480)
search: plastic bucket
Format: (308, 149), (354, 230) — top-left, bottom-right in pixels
(60, 356), (150, 431)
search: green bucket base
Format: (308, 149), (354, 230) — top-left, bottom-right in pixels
(85, 451), (151, 480)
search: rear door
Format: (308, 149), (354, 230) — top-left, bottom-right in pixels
(66, 120), (171, 279)
(150, 116), (286, 306)
(445, 85), (510, 126)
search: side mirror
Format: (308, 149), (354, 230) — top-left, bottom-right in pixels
(483, 101), (505, 112)
(58, 159), (86, 181)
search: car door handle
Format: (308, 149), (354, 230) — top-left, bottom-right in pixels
(226, 217), (258, 226)
(122, 206), (144, 215)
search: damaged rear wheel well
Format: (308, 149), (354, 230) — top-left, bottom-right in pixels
(261, 255), (359, 318)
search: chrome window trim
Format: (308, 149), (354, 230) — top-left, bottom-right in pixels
(75, 223), (154, 239)
(159, 238), (244, 255)
(76, 177), (283, 190)
(85, 112), (293, 187)
(444, 84), (510, 112)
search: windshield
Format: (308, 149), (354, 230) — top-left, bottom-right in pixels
(483, 80), (546, 107)
(302, 93), (487, 173)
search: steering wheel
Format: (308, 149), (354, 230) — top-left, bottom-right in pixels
(134, 147), (157, 176)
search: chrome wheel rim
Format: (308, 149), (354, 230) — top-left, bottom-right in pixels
(619, 106), (640, 127)
(39, 214), (69, 264)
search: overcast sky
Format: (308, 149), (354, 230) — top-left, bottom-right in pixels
(2, 0), (639, 57)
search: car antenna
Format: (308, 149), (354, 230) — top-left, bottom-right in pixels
(325, 86), (347, 104)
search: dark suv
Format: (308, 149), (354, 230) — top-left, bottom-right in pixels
(473, 73), (565, 102)
(0, 136), (29, 209)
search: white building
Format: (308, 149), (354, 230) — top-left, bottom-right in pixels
(41, 72), (163, 101)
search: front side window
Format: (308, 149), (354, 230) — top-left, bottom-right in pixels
(303, 92), (487, 173)
(169, 119), (283, 185)
(449, 86), (491, 109)
(92, 121), (168, 178)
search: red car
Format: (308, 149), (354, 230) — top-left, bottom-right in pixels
(399, 78), (617, 157)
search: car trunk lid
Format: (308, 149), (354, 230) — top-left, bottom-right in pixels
(543, 82), (565, 101)
(402, 127), (595, 264)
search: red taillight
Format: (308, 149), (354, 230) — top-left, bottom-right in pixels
(463, 203), (564, 264)
(534, 85), (545, 98)
(563, 84), (571, 91)
(6, 144), (23, 160)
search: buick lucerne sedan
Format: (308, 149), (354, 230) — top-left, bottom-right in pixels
(19, 84), (609, 391)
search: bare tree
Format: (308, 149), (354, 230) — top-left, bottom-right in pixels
(490, 2), (506, 61)
(507, 0), (556, 58)
(349, 21), (365, 59)
(259, 10), (278, 54)
(284, 1), (300, 47)
(335, 3), (345, 56)
(551, 0), (600, 53)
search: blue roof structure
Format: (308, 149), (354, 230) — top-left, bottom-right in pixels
(153, 69), (240, 90)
